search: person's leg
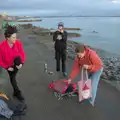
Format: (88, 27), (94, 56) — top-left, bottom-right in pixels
(8, 69), (20, 93)
(61, 50), (67, 77)
(89, 67), (103, 106)
(7, 68), (24, 101)
(55, 51), (60, 72)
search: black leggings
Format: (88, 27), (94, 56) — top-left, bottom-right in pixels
(7, 67), (20, 93)
(7, 56), (22, 93)
(55, 50), (66, 72)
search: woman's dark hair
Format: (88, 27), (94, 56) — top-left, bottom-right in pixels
(75, 43), (85, 53)
(4, 25), (17, 39)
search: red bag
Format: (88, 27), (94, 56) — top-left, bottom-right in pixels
(48, 80), (77, 94)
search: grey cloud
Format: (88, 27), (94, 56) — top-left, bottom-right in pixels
(0, 0), (119, 10)
(0, 1), (71, 10)
(0, 0), (120, 16)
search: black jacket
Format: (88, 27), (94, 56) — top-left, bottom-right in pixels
(53, 30), (67, 52)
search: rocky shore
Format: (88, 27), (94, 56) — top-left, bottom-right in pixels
(20, 24), (81, 37)
(21, 23), (120, 91)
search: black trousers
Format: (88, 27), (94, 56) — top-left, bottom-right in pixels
(55, 50), (66, 72)
(7, 67), (20, 93)
(7, 56), (22, 93)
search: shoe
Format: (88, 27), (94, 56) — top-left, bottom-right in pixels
(15, 102), (27, 111)
(13, 110), (26, 116)
(13, 91), (25, 101)
(56, 69), (60, 72)
(63, 72), (67, 77)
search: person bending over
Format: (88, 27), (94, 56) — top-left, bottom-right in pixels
(68, 44), (103, 106)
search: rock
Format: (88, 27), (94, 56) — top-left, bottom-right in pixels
(64, 28), (80, 30)
(20, 24), (33, 29)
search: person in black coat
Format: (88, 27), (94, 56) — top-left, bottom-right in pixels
(53, 22), (68, 77)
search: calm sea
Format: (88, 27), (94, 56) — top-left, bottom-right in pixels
(20, 17), (120, 55)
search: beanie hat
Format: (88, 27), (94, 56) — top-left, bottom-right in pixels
(58, 22), (64, 27)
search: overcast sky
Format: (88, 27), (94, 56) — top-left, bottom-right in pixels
(0, 0), (120, 15)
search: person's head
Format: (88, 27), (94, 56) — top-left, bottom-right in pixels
(58, 22), (64, 30)
(75, 44), (86, 58)
(4, 25), (17, 44)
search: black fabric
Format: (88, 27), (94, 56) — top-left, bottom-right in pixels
(10, 102), (27, 114)
(0, 96), (26, 115)
(13, 91), (25, 101)
(14, 56), (22, 66)
(8, 68), (20, 93)
(55, 51), (66, 72)
(65, 84), (74, 93)
(53, 31), (67, 52)
(7, 56), (22, 93)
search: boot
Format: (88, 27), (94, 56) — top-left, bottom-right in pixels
(13, 91), (25, 101)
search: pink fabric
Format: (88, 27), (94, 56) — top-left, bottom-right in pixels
(48, 80), (77, 94)
(78, 69), (92, 102)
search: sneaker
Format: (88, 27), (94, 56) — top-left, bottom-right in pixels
(13, 91), (25, 101)
(13, 110), (26, 116)
(56, 69), (60, 72)
(63, 72), (67, 77)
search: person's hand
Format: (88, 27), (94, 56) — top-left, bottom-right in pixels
(58, 29), (64, 33)
(83, 64), (90, 69)
(16, 64), (22, 69)
(60, 30), (64, 33)
(8, 67), (14, 71)
(68, 79), (72, 84)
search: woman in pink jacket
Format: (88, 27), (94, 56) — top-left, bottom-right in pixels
(0, 26), (26, 102)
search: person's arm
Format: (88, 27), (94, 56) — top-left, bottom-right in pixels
(88, 51), (103, 72)
(53, 31), (57, 42)
(62, 31), (67, 42)
(0, 48), (8, 69)
(19, 42), (26, 64)
(69, 57), (80, 81)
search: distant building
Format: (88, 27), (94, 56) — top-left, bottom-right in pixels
(1, 12), (8, 20)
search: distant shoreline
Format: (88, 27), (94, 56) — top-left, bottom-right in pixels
(16, 16), (120, 18)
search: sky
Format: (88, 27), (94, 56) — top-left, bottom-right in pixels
(0, 0), (120, 16)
